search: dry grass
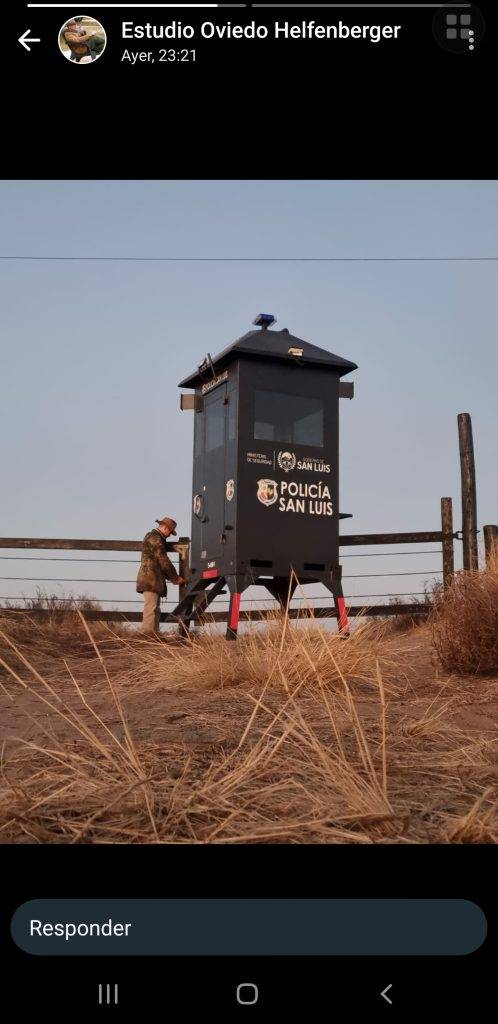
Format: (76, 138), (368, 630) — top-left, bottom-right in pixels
(383, 592), (432, 633)
(444, 788), (498, 844)
(431, 560), (498, 674)
(0, 609), (496, 845)
(3, 590), (103, 627)
(0, 592), (131, 658)
(115, 615), (392, 694)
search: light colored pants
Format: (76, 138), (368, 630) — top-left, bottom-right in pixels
(142, 591), (161, 634)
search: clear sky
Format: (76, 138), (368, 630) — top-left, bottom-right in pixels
(1, 180), (496, 612)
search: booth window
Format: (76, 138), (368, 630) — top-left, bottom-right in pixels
(205, 395), (225, 451)
(228, 391), (237, 442)
(194, 413), (204, 457)
(254, 389), (324, 447)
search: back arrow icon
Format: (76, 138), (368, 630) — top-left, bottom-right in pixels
(381, 984), (393, 1005)
(19, 29), (41, 52)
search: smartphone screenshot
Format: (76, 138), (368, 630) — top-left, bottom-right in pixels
(1, 1), (495, 1016)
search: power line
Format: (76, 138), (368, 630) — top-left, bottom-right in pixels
(1, 255), (498, 263)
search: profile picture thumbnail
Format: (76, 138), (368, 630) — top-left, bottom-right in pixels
(58, 16), (107, 63)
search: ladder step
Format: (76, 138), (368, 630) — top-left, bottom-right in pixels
(171, 575), (227, 623)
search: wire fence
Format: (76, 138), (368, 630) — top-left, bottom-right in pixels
(0, 538), (452, 615)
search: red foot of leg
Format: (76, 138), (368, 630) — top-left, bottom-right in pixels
(226, 592), (241, 640)
(336, 595), (350, 634)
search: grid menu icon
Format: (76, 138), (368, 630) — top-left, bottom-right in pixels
(433, 4), (484, 53)
(446, 12), (473, 40)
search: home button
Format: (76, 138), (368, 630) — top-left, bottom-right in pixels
(236, 983), (259, 1006)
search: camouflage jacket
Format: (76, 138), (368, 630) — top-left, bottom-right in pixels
(136, 530), (178, 595)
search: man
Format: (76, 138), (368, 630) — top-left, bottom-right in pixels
(62, 19), (106, 62)
(136, 516), (185, 635)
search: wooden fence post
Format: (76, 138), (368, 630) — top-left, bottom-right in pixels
(483, 525), (498, 570)
(457, 413), (478, 571)
(441, 497), (454, 588)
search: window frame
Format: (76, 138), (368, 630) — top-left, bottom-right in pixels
(204, 391), (227, 453)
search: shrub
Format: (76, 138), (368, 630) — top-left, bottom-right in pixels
(431, 565), (498, 674)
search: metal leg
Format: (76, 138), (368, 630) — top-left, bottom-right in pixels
(334, 591), (350, 636)
(323, 567), (350, 636)
(176, 591), (199, 637)
(225, 574), (249, 640)
(226, 591), (241, 640)
(178, 590), (210, 637)
(177, 602), (194, 638)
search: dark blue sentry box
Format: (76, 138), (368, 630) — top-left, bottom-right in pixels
(176, 315), (358, 637)
(11, 899), (487, 956)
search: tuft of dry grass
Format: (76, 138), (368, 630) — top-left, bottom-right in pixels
(444, 788), (498, 844)
(0, 610), (496, 845)
(2, 588), (103, 621)
(115, 615), (393, 695)
(431, 562), (498, 674)
(380, 593), (432, 634)
(0, 591), (131, 663)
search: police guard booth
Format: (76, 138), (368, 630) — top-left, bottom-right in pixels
(173, 314), (357, 639)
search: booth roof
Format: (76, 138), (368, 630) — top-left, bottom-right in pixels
(178, 327), (358, 388)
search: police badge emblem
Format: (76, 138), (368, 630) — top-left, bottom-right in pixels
(257, 479), (278, 506)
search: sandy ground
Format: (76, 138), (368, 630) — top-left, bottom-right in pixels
(1, 628), (496, 750)
(0, 619), (496, 844)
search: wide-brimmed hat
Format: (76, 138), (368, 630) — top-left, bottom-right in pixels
(155, 516), (177, 535)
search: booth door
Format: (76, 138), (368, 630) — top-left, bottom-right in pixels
(201, 385), (228, 562)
